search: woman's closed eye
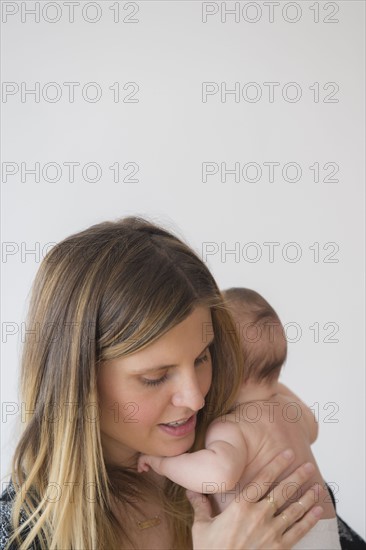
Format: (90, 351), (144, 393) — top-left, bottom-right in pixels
(142, 373), (169, 387)
(195, 352), (209, 366)
(141, 351), (210, 387)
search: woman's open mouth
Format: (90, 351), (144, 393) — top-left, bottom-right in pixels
(158, 414), (197, 437)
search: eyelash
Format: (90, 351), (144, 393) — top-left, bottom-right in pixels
(142, 352), (210, 387)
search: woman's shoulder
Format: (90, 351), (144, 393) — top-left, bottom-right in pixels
(337, 515), (366, 550)
(326, 484), (366, 550)
(0, 481), (40, 550)
(0, 482), (17, 550)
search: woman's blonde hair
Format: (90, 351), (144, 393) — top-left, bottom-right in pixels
(7, 216), (243, 549)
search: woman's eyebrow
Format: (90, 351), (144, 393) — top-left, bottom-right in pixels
(201, 335), (215, 353)
(132, 336), (215, 374)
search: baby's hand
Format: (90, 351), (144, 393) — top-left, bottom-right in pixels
(138, 454), (165, 475)
(137, 454), (151, 473)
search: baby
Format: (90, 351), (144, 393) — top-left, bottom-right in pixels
(138, 288), (341, 550)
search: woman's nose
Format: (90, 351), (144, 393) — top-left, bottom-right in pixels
(171, 370), (205, 411)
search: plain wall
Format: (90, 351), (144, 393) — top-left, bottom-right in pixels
(1, 0), (365, 539)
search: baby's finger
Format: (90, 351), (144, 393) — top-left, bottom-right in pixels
(137, 456), (148, 473)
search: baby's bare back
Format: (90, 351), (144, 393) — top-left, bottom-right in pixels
(212, 393), (336, 518)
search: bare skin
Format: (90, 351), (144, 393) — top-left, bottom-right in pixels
(110, 471), (173, 550)
(111, 455), (324, 549)
(138, 380), (335, 520)
(188, 450), (325, 550)
(97, 307), (323, 548)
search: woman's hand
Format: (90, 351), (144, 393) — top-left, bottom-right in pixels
(187, 449), (324, 550)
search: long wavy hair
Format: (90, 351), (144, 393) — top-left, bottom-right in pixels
(6, 216), (243, 549)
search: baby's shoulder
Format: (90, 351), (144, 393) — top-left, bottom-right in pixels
(206, 412), (242, 432)
(205, 419), (247, 460)
(206, 412), (246, 442)
(274, 390), (318, 443)
(207, 411), (239, 428)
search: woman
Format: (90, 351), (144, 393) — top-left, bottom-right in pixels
(0, 216), (358, 549)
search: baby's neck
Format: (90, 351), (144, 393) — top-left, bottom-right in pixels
(235, 380), (279, 404)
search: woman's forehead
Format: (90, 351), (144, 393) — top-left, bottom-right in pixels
(108, 306), (214, 371)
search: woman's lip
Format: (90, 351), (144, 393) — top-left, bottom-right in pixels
(158, 414), (196, 437)
(160, 417), (189, 425)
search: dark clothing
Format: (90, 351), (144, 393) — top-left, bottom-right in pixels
(1, 482), (40, 550)
(1, 480), (365, 549)
(327, 485), (366, 550)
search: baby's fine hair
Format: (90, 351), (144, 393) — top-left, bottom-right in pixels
(222, 287), (287, 384)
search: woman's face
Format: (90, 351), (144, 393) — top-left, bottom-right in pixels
(97, 306), (213, 466)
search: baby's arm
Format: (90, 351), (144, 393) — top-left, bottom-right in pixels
(138, 419), (247, 492)
(277, 382), (318, 443)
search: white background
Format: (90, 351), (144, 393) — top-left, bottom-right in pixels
(1, 0), (365, 539)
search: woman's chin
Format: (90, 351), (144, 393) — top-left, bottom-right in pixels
(158, 434), (195, 457)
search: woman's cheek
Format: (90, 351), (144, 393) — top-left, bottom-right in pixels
(132, 394), (163, 426)
(202, 363), (213, 397)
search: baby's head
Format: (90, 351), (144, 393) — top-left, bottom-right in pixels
(222, 288), (287, 385)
